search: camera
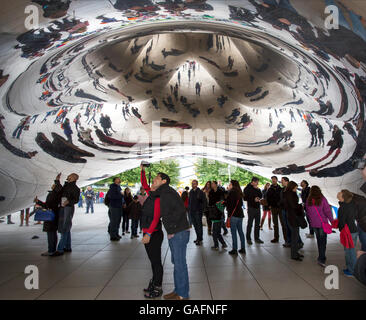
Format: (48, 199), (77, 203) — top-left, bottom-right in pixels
(352, 158), (366, 170)
(141, 161), (151, 168)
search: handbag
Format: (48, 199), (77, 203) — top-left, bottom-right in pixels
(226, 199), (240, 228)
(34, 208), (55, 221)
(313, 199), (332, 234)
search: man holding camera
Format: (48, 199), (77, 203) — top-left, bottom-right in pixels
(149, 170), (190, 300)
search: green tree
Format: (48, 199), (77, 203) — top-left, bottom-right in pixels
(95, 159), (180, 186)
(194, 158), (270, 187)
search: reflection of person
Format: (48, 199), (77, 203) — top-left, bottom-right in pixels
(12, 116), (30, 139)
(53, 173), (80, 256)
(20, 208), (30, 226)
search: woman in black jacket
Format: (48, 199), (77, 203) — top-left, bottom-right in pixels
(283, 181), (304, 261)
(122, 188), (133, 235)
(226, 180), (245, 255)
(34, 182), (62, 256)
(337, 190), (359, 276)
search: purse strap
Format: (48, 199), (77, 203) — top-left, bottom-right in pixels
(312, 199), (325, 223)
(228, 199), (240, 219)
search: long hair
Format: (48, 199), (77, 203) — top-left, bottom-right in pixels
(124, 187), (132, 200)
(307, 186), (323, 206)
(203, 181), (211, 193)
(230, 180), (243, 198)
(286, 181), (298, 192)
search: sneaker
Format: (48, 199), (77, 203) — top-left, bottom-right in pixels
(238, 248), (246, 254)
(63, 249), (72, 253)
(211, 246), (219, 251)
(343, 269), (354, 277)
(228, 249), (238, 255)
(247, 240), (253, 245)
(306, 234), (314, 238)
(144, 286), (163, 299)
(271, 239), (279, 243)
(255, 239), (264, 244)
(222, 243), (228, 249)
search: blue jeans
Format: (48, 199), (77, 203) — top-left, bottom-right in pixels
(313, 227), (327, 263)
(230, 216), (245, 250)
(57, 231), (71, 252)
(168, 230), (190, 298)
(344, 232), (358, 274)
(358, 225), (366, 251)
(86, 199), (94, 213)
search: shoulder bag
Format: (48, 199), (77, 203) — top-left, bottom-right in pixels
(226, 199), (240, 228)
(313, 199), (333, 234)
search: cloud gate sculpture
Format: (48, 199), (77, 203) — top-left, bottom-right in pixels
(0, 0), (366, 215)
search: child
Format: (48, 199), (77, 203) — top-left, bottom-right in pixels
(127, 195), (142, 239)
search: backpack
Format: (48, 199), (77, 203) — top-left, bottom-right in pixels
(104, 190), (111, 206)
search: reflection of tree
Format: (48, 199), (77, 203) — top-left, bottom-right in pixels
(194, 158), (270, 186)
(95, 160), (180, 186)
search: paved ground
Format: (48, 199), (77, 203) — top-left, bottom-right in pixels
(0, 204), (365, 300)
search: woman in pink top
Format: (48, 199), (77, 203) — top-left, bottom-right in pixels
(305, 186), (334, 267)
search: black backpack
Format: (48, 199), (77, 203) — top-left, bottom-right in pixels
(104, 190), (111, 206)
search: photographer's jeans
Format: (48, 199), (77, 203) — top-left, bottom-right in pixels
(168, 230), (190, 299)
(344, 232), (358, 274)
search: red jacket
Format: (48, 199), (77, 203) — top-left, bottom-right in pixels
(141, 170), (161, 235)
(340, 224), (354, 249)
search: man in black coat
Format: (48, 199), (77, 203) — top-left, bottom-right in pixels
(53, 173), (80, 256)
(266, 176), (287, 244)
(152, 172), (190, 300)
(188, 180), (204, 245)
(243, 177), (263, 244)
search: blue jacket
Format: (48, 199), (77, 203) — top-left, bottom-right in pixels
(63, 122), (73, 136)
(109, 183), (125, 208)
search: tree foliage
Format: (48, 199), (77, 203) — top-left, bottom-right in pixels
(194, 158), (270, 187)
(94, 160), (180, 186)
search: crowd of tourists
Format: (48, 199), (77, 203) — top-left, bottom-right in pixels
(6, 165), (365, 300)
